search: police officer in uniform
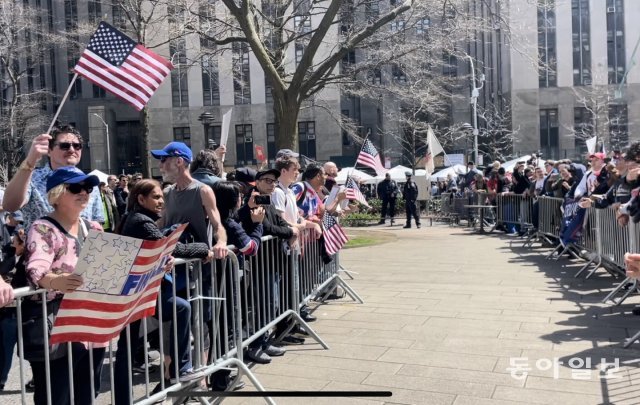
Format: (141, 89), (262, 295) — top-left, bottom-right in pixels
(403, 171), (420, 228)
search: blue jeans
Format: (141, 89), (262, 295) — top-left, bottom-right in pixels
(113, 282), (192, 405)
(30, 344), (105, 405)
(0, 311), (17, 385)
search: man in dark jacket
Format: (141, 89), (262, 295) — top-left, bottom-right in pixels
(377, 173), (398, 225)
(191, 148), (223, 190)
(403, 172), (420, 228)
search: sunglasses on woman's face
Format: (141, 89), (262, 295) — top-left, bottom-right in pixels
(55, 142), (83, 151)
(66, 183), (94, 194)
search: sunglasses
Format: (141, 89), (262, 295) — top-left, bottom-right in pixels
(160, 156), (173, 163)
(66, 183), (94, 194)
(55, 142), (83, 151)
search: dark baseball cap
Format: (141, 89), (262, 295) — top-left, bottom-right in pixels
(150, 142), (193, 163)
(235, 167), (257, 184)
(255, 169), (280, 180)
(46, 166), (100, 192)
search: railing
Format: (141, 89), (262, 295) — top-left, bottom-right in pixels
(3, 232), (362, 404)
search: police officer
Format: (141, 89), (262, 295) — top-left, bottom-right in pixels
(403, 171), (420, 228)
(377, 173), (398, 225)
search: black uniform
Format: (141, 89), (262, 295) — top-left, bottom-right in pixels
(377, 178), (398, 223)
(403, 175), (420, 228)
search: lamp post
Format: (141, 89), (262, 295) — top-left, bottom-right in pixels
(92, 113), (111, 174)
(467, 56), (485, 165)
(198, 112), (215, 150)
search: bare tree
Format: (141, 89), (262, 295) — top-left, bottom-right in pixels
(0, 1), (61, 183)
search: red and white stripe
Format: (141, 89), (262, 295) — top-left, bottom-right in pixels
(74, 45), (173, 111)
(345, 177), (370, 208)
(50, 224), (186, 345)
(322, 212), (348, 256)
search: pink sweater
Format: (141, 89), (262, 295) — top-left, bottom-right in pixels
(26, 218), (102, 301)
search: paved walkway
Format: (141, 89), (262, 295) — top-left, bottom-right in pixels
(4, 224), (640, 404)
(226, 224), (640, 405)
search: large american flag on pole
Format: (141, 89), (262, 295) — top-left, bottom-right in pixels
(49, 224), (187, 345)
(344, 177), (370, 208)
(322, 212), (348, 256)
(357, 139), (387, 176)
(73, 21), (173, 111)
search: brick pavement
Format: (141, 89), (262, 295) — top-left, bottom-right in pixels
(3, 224), (640, 404)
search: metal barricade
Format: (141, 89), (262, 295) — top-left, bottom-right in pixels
(537, 197), (563, 240)
(496, 193), (534, 233)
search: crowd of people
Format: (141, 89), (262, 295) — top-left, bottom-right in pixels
(0, 125), (361, 404)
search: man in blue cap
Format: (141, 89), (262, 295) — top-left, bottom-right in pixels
(150, 141), (235, 389)
(2, 125), (104, 229)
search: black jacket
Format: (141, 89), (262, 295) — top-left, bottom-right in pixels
(377, 179), (398, 200)
(114, 187), (128, 216)
(403, 181), (419, 201)
(120, 207), (210, 259)
(239, 191), (294, 240)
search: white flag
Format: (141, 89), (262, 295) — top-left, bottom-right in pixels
(585, 136), (597, 154)
(425, 125), (444, 175)
(220, 109), (233, 162)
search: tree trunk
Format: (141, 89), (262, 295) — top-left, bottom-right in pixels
(140, 107), (151, 178)
(274, 93), (300, 151)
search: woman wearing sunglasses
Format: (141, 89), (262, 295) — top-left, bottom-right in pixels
(24, 166), (106, 405)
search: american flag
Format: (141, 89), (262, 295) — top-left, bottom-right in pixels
(73, 21), (173, 111)
(357, 139), (387, 176)
(49, 224), (187, 345)
(345, 177), (370, 208)
(322, 212), (348, 256)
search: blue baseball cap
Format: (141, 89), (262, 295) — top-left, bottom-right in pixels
(150, 142), (193, 163)
(46, 166), (100, 192)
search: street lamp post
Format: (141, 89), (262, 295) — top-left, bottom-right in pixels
(467, 56), (485, 165)
(198, 112), (215, 150)
(92, 113), (111, 174)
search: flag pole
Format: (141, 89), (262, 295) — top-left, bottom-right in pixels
(46, 73), (79, 134)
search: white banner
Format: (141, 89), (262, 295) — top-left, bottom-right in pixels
(220, 109), (233, 161)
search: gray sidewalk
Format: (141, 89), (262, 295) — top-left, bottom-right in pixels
(4, 224), (640, 404)
(224, 224), (640, 405)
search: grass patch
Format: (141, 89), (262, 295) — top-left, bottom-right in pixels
(344, 235), (386, 249)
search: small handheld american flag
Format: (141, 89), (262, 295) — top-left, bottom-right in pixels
(322, 212), (348, 256)
(74, 21), (174, 111)
(345, 177), (370, 208)
(357, 139), (387, 176)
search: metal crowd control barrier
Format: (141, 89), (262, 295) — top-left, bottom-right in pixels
(536, 196), (563, 245)
(495, 193), (534, 233)
(6, 234), (363, 404)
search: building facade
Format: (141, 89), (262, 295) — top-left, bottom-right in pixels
(506, 0), (640, 161)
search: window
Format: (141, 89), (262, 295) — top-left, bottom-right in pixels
(606, 0), (625, 84)
(88, 0), (101, 26)
(236, 124), (254, 165)
(340, 0), (354, 35)
(540, 109), (559, 159)
(295, 43), (306, 67)
(173, 127), (191, 147)
(442, 52), (457, 77)
(573, 107), (593, 154)
(170, 39), (189, 107)
(416, 18), (430, 35)
(298, 121), (316, 159)
(365, 0), (379, 22)
(202, 55), (220, 106)
(64, 0), (81, 99)
(116, 121), (142, 174)
(112, 4), (126, 30)
(294, 15), (312, 33)
(392, 64), (406, 82)
(572, 0), (591, 85)
(341, 50), (355, 74)
(390, 20), (405, 32)
(265, 75), (273, 103)
(93, 84), (106, 98)
(609, 104), (628, 150)
(206, 125), (221, 149)
(341, 110), (351, 146)
(538, 0), (557, 88)
(266, 123), (277, 162)
(233, 42), (251, 105)
(367, 68), (382, 85)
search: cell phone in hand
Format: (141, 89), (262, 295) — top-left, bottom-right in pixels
(254, 195), (272, 205)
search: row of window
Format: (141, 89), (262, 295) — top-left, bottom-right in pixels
(539, 0), (626, 87)
(172, 121), (317, 165)
(539, 105), (628, 159)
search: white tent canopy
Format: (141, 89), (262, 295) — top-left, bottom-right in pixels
(431, 164), (467, 180)
(371, 165), (415, 183)
(89, 169), (109, 184)
(335, 167), (374, 184)
(500, 155), (546, 172)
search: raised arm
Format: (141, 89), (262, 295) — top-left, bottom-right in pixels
(3, 134), (51, 211)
